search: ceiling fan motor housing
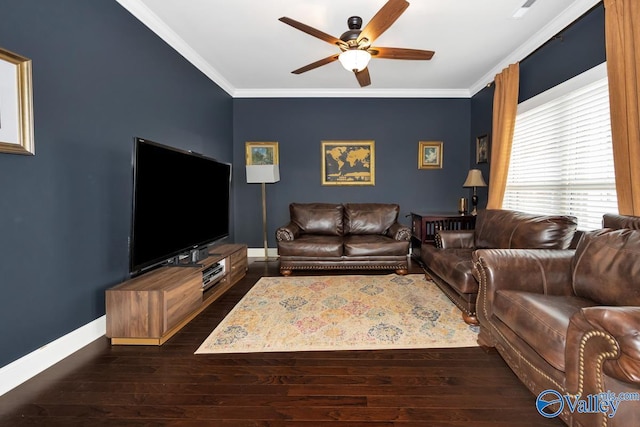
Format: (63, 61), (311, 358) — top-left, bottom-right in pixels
(348, 16), (363, 29)
(340, 16), (362, 44)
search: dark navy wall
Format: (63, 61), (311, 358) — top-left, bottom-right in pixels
(519, 3), (606, 103)
(0, 0), (232, 367)
(233, 98), (471, 248)
(470, 85), (494, 209)
(470, 3), (606, 199)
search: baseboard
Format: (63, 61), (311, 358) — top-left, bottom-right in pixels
(0, 315), (106, 396)
(247, 247), (279, 258)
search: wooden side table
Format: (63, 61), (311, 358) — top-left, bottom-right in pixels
(410, 212), (476, 261)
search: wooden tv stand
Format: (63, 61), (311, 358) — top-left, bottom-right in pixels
(106, 244), (247, 345)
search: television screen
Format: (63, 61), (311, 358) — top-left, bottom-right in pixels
(129, 137), (231, 275)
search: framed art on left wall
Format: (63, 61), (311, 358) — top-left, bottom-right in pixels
(0, 47), (34, 155)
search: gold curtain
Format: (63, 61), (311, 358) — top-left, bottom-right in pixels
(604, 0), (640, 215)
(487, 63), (520, 209)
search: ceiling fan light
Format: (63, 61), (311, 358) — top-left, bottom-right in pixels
(338, 49), (371, 72)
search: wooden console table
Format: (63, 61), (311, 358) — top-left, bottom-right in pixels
(410, 212), (476, 261)
(106, 243), (247, 345)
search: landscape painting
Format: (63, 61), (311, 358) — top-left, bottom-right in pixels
(245, 141), (279, 165)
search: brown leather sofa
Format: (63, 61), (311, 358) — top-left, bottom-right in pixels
(473, 214), (640, 427)
(276, 203), (411, 276)
(420, 209), (578, 324)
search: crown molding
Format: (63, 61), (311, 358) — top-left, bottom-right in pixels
(115, 0), (235, 96)
(469, 0), (602, 96)
(233, 88), (471, 98)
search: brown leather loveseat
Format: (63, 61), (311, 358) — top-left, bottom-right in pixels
(276, 203), (411, 276)
(421, 209), (578, 324)
(473, 214), (640, 427)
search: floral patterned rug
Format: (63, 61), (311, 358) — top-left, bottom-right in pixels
(195, 274), (478, 354)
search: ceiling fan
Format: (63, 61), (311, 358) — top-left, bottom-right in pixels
(279, 0), (434, 87)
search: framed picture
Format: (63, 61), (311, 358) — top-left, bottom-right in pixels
(418, 141), (443, 169)
(321, 140), (374, 186)
(0, 47), (34, 155)
(476, 134), (490, 164)
(245, 141), (279, 165)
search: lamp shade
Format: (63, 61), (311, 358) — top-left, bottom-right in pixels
(246, 165), (280, 183)
(463, 169), (487, 187)
(338, 49), (371, 72)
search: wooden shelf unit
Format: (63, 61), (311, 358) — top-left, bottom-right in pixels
(410, 212), (476, 261)
(106, 244), (247, 345)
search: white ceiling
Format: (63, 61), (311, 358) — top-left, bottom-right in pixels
(115, 0), (601, 98)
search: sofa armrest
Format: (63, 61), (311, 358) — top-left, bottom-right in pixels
(436, 230), (475, 249)
(565, 307), (640, 393)
(472, 249), (575, 345)
(275, 222), (301, 241)
(387, 222), (411, 241)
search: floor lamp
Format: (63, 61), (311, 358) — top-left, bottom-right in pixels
(462, 169), (487, 215)
(246, 165), (280, 261)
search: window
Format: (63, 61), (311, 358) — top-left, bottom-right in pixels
(503, 63), (617, 230)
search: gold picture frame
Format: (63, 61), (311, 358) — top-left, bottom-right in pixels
(0, 47), (34, 155)
(245, 141), (279, 165)
(321, 140), (374, 186)
(476, 134), (489, 164)
(418, 141), (443, 169)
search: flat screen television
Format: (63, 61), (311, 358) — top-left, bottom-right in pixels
(129, 137), (231, 276)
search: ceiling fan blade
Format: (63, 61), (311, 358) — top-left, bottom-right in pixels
(291, 54), (340, 74)
(358, 0), (409, 45)
(355, 68), (371, 87)
(370, 47), (435, 60)
(279, 17), (345, 47)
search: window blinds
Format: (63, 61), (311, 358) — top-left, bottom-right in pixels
(503, 65), (617, 230)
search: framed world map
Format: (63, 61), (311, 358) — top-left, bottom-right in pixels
(321, 140), (374, 186)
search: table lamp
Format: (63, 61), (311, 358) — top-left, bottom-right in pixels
(463, 169), (487, 215)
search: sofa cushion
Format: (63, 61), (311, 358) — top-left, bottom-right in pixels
(493, 290), (596, 372)
(602, 213), (640, 230)
(572, 228), (640, 306)
(421, 247), (477, 294)
(343, 234), (409, 257)
(344, 203), (399, 235)
(474, 209), (577, 249)
(277, 235), (343, 257)
(290, 203), (344, 236)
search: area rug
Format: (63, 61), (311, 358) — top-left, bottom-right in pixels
(195, 274), (478, 354)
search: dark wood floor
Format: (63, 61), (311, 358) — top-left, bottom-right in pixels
(0, 259), (564, 426)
